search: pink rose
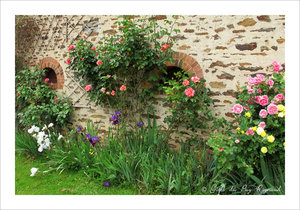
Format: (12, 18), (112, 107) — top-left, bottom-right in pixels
(243, 106), (249, 111)
(117, 52), (120, 56)
(91, 46), (96, 51)
(235, 139), (240, 144)
(68, 45), (75, 51)
(248, 89), (255, 94)
(214, 129), (217, 134)
(248, 77), (257, 86)
(161, 43), (169, 52)
(120, 85), (126, 91)
(96, 60), (103, 66)
(191, 76), (200, 83)
(81, 57), (84, 60)
(255, 96), (261, 104)
(258, 122), (266, 129)
(266, 79), (274, 86)
(272, 61), (283, 73)
(101, 88), (106, 93)
(45, 78), (50, 82)
(50, 82), (54, 86)
(254, 78), (262, 84)
(274, 94), (284, 101)
(183, 79), (190, 86)
(65, 58), (71, 65)
(85, 84), (92, 91)
(271, 100), (278, 104)
(257, 88), (262, 93)
(259, 109), (268, 118)
(256, 74), (265, 80)
(184, 87), (195, 98)
(267, 104), (278, 115)
(246, 128), (255, 136)
(219, 148), (224, 152)
(232, 104), (243, 114)
(111, 90), (115, 96)
(54, 98), (58, 102)
(259, 95), (269, 106)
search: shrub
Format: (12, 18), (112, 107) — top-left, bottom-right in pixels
(207, 61), (285, 177)
(163, 70), (214, 132)
(66, 15), (182, 122)
(16, 67), (73, 129)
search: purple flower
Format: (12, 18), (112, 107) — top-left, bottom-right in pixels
(89, 136), (99, 147)
(103, 180), (110, 187)
(115, 111), (121, 115)
(77, 126), (83, 131)
(84, 133), (91, 141)
(110, 114), (119, 125)
(137, 121), (143, 127)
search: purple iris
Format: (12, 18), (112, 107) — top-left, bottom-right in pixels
(110, 114), (119, 125)
(137, 121), (143, 127)
(103, 180), (110, 187)
(84, 133), (92, 142)
(89, 136), (99, 147)
(78, 126), (83, 131)
(115, 110), (121, 116)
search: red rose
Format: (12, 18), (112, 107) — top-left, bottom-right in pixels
(91, 46), (96, 51)
(96, 60), (103, 66)
(54, 98), (58, 102)
(161, 44), (169, 52)
(85, 84), (92, 91)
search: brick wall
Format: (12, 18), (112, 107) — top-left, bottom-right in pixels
(23, 15), (285, 144)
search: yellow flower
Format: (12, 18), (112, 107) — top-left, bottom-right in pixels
(237, 127), (240, 131)
(261, 147), (268, 153)
(241, 131), (245, 134)
(252, 126), (257, 132)
(245, 112), (251, 117)
(267, 135), (275, 143)
(278, 105), (285, 112)
(253, 162), (256, 165)
(283, 142), (285, 147)
(261, 131), (266, 137)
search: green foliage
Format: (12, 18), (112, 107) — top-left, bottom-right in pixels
(15, 130), (42, 157)
(67, 15), (181, 122)
(16, 67), (73, 129)
(207, 65), (285, 179)
(163, 71), (214, 132)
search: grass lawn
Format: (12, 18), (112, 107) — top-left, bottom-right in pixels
(15, 153), (137, 195)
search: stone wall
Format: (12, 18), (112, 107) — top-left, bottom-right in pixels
(24, 15), (285, 143)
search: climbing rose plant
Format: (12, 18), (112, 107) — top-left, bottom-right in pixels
(66, 15), (182, 121)
(207, 61), (285, 176)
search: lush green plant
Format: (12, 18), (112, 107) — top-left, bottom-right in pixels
(207, 61), (285, 177)
(163, 70), (214, 132)
(15, 130), (43, 157)
(66, 15), (182, 122)
(16, 67), (73, 129)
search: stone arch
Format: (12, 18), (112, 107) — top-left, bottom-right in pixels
(166, 52), (203, 78)
(39, 57), (64, 89)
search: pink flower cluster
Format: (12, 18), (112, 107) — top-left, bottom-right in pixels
(267, 103), (278, 115)
(68, 45), (75, 51)
(255, 95), (269, 106)
(184, 87), (195, 98)
(85, 84), (92, 91)
(258, 122), (266, 129)
(246, 128), (255, 135)
(272, 61), (283, 73)
(183, 79), (190, 86)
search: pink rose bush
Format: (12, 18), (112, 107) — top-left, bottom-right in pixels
(184, 87), (195, 98)
(207, 61), (285, 177)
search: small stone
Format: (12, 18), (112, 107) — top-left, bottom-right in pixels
(217, 73), (235, 80)
(223, 100), (233, 104)
(260, 46), (269, 52)
(271, 46), (278, 51)
(237, 18), (257, 27)
(213, 34), (220, 40)
(184, 29), (194, 33)
(209, 82), (226, 89)
(216, 46), (227, 50)
(178, 45), (191, 50)
(222, 90), (237, 97)
(238, 66), (263, 72)
(232, 29), (245, 33)
(227, 24), (234, 29)
(225, 112), (235, 118)
(215, 27), (225, 33)
(209, 91), (221, 96)
(257, 15), (271, 22)
(204, 48), (211, 53)
(90, 114), (106, 119)
(235, 42), (257, 51)
(250, 28), (275, 32)
(276, 38), (285, 44)
(195, 32), (208, 36)
(103, 29), (117, 35)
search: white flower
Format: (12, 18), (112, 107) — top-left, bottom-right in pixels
(37, 131), (45, 139)
(32, 133), (37, 138)
(28, 128), (34, 134)
(58, 134), (63, 140)
(256, 127), (264, 135)
(33, 126), (40, 133)
(48, 123), (54, 128)
(42, 125), (47, 131)
(44, 138), (51, 147)
(38, 145), (43, 152)
(278, 112), (284, 118)
(30, 168), (38, 176)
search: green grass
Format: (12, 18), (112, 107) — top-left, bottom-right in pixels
(15, 153), (137, 195)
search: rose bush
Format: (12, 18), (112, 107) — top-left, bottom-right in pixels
(66, 15), (182, 122)
(16, 66), (73, 129)
(206, 61), (285, 177)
